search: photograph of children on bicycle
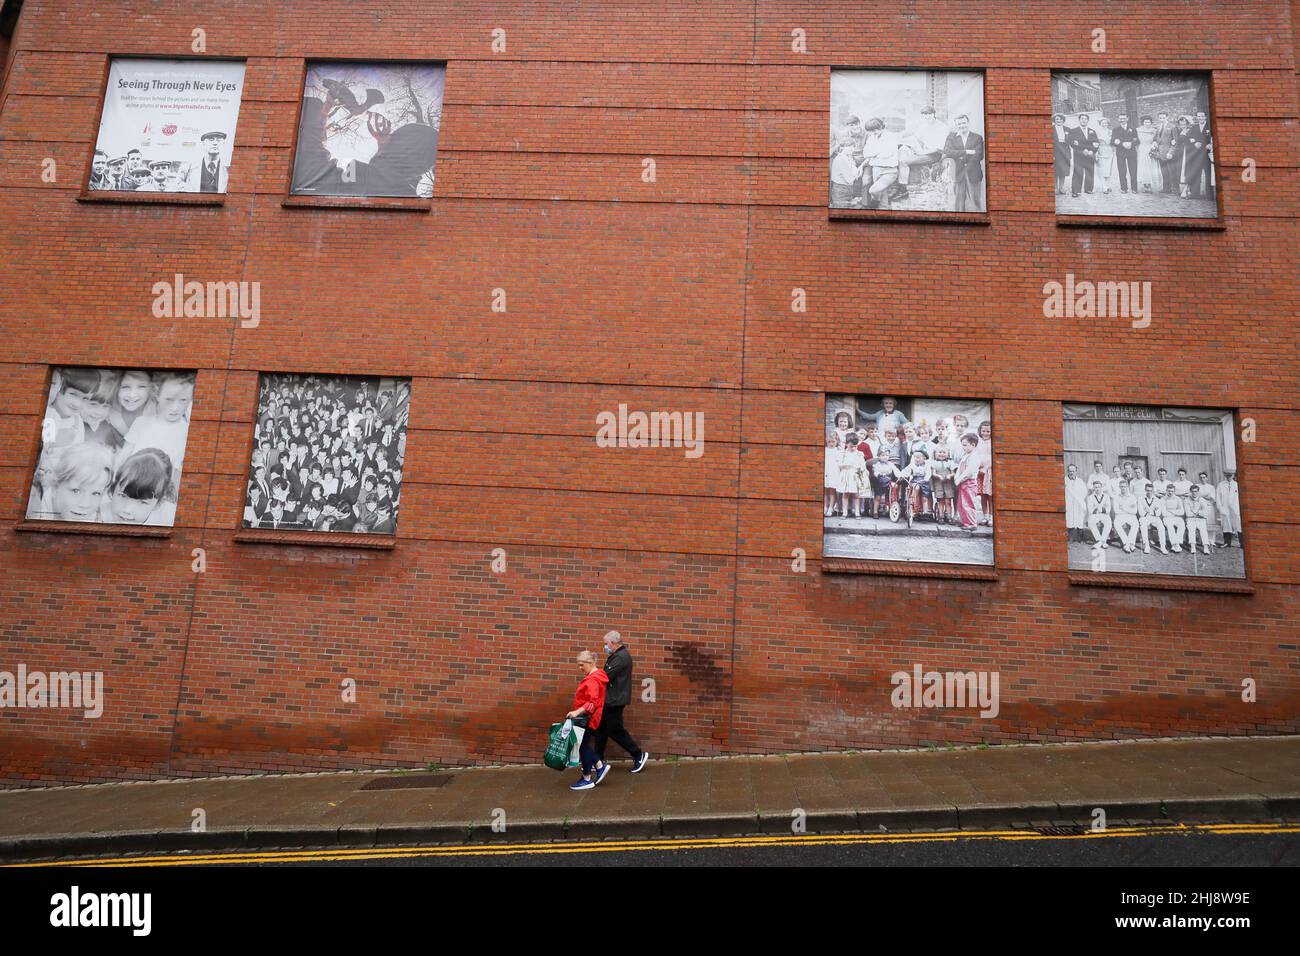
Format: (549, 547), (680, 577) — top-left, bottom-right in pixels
(823, 395), (994, 566)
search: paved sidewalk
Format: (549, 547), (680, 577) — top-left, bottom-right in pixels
(1, 736), (1297, 859)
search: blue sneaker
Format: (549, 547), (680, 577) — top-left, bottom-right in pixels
(631, 752), (649, 774)
(595, 763), (611, 785)
(570, 777), (595, 791)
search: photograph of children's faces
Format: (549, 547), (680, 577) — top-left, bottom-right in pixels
(823, 396), (995, 566)
(1052, 72), (1216, 218)
(290, 62), (444, 198)
(830, 70), (987, 213)
(1063, 405), (1244, 579)
(242, 374), (410, 534)
(26, 367), (194, 527)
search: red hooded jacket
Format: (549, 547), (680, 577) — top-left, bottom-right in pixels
(571, 668), (609, 730)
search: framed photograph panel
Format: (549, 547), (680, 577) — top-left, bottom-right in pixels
(1063, 404), (1243, 578)
(242, 373), (410, 534)
(89, 58), (245, 194)
(1051, 72), (1216, 218)
(27, 367), (195, 527)
(830, 70), (986, 213)
(823, 394), (994, 566)
(290, 62), (445, 198)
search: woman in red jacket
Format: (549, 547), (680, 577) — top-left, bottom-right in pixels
(567, 651), (610, 791)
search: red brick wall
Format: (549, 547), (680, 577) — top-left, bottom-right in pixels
(0, 1), (1297, 785)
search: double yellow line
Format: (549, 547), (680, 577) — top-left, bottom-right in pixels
(10, 821), (1297, 867)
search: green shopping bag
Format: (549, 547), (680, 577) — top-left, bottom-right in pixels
(544, 720), (579, 771)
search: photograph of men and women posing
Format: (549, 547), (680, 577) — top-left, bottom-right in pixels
(823, 395), (995, 567)
(27, 366), (195, 527)
(1062, 405), (1244, 579)
(243, 373), (410, 534)
(1052, 72), (1216, 218)
(830, 70), (987, 213)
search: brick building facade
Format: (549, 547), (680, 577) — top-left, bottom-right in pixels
(0, 0), (1296, 785)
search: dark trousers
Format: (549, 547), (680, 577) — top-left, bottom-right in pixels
(1071, 159), (1094, 195)
(1160, 157), (1177, 193)
(954, 174), (981, 212)
(1115, 149), (1137, 191)
(578, 726), (600, 774)
(593, 704), (643, 762)
(1189, 156), (1213, 199)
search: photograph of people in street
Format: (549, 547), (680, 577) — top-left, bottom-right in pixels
(26, 367), (194, 527)
(830, 70), (986, 213)
(241, 373), (410, 534)
(823, 395), (995, 566)
(290, 62), (445, 198)
(1052, 72), (1216, 218)
(1062, 404), (1243, 578)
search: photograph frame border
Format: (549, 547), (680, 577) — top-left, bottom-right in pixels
(232, 368), (411, 547)
(76, 53), (248, 209)
(14, 362), (199, 536)
(819, 391), (1000, 578)
(1050, 67), (1225, 230)
(281, 56), (448, 214)
(827, 64), (992, 227)
(1059, 398), (1251, 589)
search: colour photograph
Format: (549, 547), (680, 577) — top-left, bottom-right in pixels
(823, 394), (994, 566)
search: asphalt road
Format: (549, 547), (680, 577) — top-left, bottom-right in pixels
(18, 822), (1298, 868)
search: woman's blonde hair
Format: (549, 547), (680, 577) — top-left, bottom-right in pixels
(576, 651), (595, 665)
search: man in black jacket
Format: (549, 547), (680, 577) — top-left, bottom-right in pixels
(1111, 113), (1138, 194)
(1067, 114), (1100, 197)
(595, 633), (649, 773)
(941, 114), (985, 212)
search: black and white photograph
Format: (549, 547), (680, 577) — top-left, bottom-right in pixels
(830, 70), (986, 213)
(823, 395), (995, 566)
(290, 62), (445, 198)
(88, 58), (245, 194)
(1052, 72), (1216, 218)
(26, 367), (194, 526)
(242, 373), (411, 534)
(1063, 404), (1243, 578)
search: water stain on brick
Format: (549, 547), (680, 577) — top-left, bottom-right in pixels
(667, 642), (730, 705)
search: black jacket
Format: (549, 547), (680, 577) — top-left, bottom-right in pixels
(603, 645), (634, 707)
(1067, 126), (1100, 166)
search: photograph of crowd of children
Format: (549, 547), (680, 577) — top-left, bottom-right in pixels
(1052, 72), (1216, 218)
(290, 62), (444, 198)
(823, 395), (995, 566)
(243, 373), (410, 534)
(830, 70), (986, 213)
(27, 367), (194, 527)
(1062, 405), (1244, 579)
